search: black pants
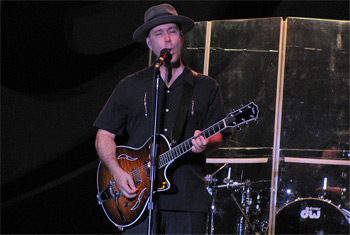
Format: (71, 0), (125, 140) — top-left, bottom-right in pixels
(124, 210), (207, 234)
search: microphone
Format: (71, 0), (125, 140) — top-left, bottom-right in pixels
(155, 48), (172, 69)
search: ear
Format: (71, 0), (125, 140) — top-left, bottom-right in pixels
(146, 37), (152, 50)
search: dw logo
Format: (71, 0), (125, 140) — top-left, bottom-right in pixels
(300, 207), (321, 219)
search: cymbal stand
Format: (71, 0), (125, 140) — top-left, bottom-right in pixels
(206, 163), (227, 235)
(230, 171), (259, 235)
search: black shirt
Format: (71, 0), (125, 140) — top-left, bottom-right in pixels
(94, 63), (227, 212)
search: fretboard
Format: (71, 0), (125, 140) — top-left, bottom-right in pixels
(157, 119), (227, 168)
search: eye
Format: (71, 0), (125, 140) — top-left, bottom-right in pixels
(169, 28), (178, 34)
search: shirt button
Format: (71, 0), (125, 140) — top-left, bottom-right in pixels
(166, 108), (169, 112)
(167, 90), (170, 94)
(164, 128), (168, 132)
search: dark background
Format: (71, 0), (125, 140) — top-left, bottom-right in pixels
(1, 1), (349, 234)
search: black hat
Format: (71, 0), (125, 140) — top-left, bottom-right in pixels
(133, 4), (194, 43)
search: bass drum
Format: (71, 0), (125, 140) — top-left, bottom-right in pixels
(274, 198), (349, 234)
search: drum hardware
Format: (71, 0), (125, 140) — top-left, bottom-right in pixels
(212, 179), (270, 189)
(221, 168), (264, 234)
(231, 181), (260, 235)
(205, 163), (227, 196)
(205, 163), (227, 235)
(206, 166), (271, 234)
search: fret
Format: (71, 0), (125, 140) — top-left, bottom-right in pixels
(164, 152), (169, 164)
(177, 144), (182, 153)
(168, 151), (172, 162)
(180, 143), (185, 153)
(159, 157), (163, 167)
(186, 140), (192, 150)
(203, 129), (210, 139)
(207, 128), (212, 137)
(165, 151), (169, 162)
(211, 125), (216, 134)
(179, 146), (183, 155)
(170, 150), (175, 161)
(159, 154), (164, 168)
(211, 126), (215, 135)
(175, 146), (180, 156)
(164, 153), (168, 163)
(177, 145), (182, 155)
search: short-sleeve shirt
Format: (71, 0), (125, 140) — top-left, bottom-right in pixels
(94, 62), (228, 212)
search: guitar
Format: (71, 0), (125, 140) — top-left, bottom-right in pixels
(96, 102), (259, 228)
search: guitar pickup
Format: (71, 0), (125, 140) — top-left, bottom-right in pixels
(97, 180), (121, 204)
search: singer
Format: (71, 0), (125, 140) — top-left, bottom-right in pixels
(94, 4), (229, 234)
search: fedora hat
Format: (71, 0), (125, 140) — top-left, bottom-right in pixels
(133, 4), (194, 43)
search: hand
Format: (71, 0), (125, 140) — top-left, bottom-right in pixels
(112, 168), (138, 199)
(191, 130), (208, 153)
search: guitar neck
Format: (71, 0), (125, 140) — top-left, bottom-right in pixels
(158, 119), (227, 168)
(157, 102), (259, 169)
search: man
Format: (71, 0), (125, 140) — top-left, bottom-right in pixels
(94, 3), (228, 234)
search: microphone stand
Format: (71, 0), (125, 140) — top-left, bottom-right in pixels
(147, 60), (162, 235)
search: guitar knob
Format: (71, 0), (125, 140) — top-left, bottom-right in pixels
(124, 202), (130, 207)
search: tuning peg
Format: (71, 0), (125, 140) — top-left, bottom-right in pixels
(237, 126), (241, 131)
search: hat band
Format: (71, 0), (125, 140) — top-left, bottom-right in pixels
(147, 12), (174, 22)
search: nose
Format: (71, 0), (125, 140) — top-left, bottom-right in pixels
(164, 32), (171, 42)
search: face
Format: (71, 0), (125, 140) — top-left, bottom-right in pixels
(146, 23), (184, 64)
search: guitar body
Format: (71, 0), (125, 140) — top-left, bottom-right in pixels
(97, 135), (171, 228)
(96, 102), (259, 229)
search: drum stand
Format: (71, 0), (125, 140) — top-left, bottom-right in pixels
(206, 166), (260, 235)
(206, 163), (227, 235)
(231, 183), (259, 235)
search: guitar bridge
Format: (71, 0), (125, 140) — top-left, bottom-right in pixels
(97, 180), (121, 204)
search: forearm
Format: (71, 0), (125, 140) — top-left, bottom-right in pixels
(95, 129), (137, 198)
(95, 129), (120, 173)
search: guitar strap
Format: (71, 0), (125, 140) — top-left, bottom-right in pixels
(171, 73), (196, 146)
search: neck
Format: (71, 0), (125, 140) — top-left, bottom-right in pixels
(160, 60), (185, 87)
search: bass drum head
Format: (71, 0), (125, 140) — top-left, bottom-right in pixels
(275, 198), (350, 234)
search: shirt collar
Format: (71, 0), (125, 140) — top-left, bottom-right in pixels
(141, 60), (195, 86)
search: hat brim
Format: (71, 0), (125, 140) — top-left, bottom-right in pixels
(133, 15), (194, 43)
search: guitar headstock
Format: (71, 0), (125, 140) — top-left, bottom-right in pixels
(225, 102), (259, 128)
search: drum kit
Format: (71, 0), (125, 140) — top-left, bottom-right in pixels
(205, 163), (350, 234)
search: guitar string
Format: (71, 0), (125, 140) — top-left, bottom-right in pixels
(126, 123), (225, 177)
